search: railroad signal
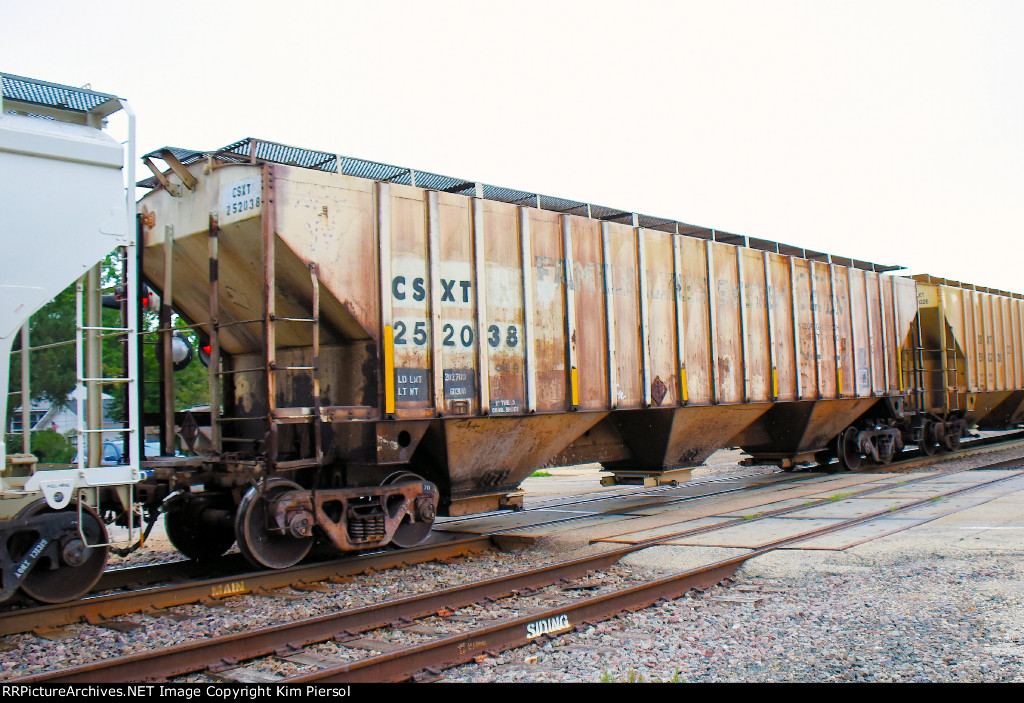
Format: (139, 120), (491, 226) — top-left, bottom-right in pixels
(101, 284), (159, 311)
(198, 343), (212, 368)
(171, 332), (194, 372)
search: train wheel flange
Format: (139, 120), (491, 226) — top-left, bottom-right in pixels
(15, 500), (108, 604)
(382, 471), (436, 548)
(836, 427), (863, 471)
(235, 479), (313, 569)
(919, 422), (940, 456)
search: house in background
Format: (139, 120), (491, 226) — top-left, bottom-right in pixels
(8, 394), (118, 436)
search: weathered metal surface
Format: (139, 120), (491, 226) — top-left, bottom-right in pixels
(140, 147), (1024, 515)
(419, 413), (606, 512)
(734, 397), (878, 459)
(913, 277), (1024, 427)
(268, 480), (438, 552)
(607, 404), (772, 473)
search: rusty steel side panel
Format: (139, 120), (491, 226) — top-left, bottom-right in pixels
(982, 293), (996, 390)
(710, 241), (742, 404)
(961, 288), (977, 390)
(274, 168), (379, 342)
(847, 269), (867, 396)
(864, 271), (885, 395)
(527, 208), (567, 412)
(976, 290), (988, 390)
(436, 192), (478, 416)
(1003, 296), (1015, 390)
(1005, 298), (1017, 390)
(769, 253), (797, 401)
(811, 262), (836, 398)
(962, 288), (978, 390)
(791, 259), (817, 399)
(893, 276), (918, 393)
(643, 229), (678, 406)
(880, 276), (896, 392)
(387, 184), (433, 417)
(994, 295), (1007, 390)
(740, 248), (770, 403)
(851, 270), (873, 397)
(608, 222), (641, 408)
(569, 217), (608, 410)
(482, 200), (527, 415)
(1013, 299), (1024, 389)
(679, 237), (711, 404)
(831, 265), (853, 397)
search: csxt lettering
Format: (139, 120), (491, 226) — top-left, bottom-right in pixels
(392, 276), (471, 302)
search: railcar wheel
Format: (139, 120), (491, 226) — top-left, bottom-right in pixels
(919, 422), (940, 456)
(14, 500), (108, 604)
(382, 471), (436, 548)
(942, 428), (962, 452)
(235, 479), (313, 569)
(165, 506), (236, 561)
(836, 427), (863, 471)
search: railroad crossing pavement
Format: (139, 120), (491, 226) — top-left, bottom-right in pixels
(434, 451), (1024, 581)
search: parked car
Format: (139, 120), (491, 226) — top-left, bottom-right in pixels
(73, 440), (168, 477)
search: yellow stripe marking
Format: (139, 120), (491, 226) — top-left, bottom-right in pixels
(384, 325), (396, 414)
(680, 367), (688, 403)
(771, 367), (778, 399)
(570, 367), (579, 407)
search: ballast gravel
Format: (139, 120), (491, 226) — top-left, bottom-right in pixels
(442, 554), (1024, 683)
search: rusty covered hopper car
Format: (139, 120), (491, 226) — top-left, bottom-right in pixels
(908, 275), (1024, 447)
(135, 138), (1007, 567)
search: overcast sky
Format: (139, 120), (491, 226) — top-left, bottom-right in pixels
(5, 1), (1022, 291)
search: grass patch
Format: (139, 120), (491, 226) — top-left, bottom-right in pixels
(529, 471), (552, 478)
(602, 668), (685, 683)
(828, 492), (852, 502)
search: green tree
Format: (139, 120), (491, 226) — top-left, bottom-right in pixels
(6, 253), (210, 444)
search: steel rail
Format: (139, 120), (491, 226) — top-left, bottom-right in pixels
(282, 463), (1024, 683)
(22, 457), (1023, 683)
(0, 535), (490, 638)
(0, 468), (860, 633)
(6, 434), (1022, 640)
(95, 554), (253, 592)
